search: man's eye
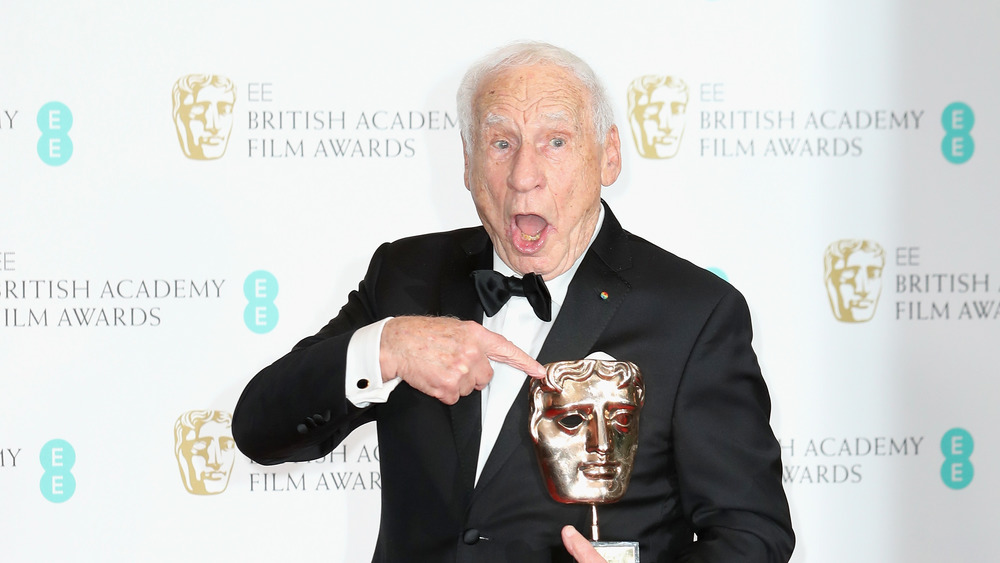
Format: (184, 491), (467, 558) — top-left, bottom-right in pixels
(556, 414), (585, 431)
(550, 138), (566, 148)
(493, 139), (510, 150)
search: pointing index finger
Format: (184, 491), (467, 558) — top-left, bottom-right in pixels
(481, 330), (546, 378)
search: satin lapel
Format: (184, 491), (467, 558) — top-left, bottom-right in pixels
(474, 203), (633, 493)
(536, 243), (631, 365)
(444, 229), (493, 507)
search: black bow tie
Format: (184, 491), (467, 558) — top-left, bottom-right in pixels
(471, 270), (552, 322)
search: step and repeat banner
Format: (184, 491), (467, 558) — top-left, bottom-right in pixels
(2, 1), (997, 561)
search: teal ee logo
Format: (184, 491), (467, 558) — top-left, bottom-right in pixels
(707, 267), (729, 282)
(37, 102), (73, 166)
(941, 102), (974, 164)
(40, 439), (76, 503)
(244, 270), (278, 333)
(940, 427), (973, 490)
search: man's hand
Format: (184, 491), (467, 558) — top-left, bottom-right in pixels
(380, 316), (545, 404)
(562, 526), (608, 563)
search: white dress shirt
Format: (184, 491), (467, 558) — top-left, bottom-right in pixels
(344, 207), (606, 485)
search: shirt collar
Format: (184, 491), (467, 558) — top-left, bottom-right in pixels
(492, 204), (605, 307)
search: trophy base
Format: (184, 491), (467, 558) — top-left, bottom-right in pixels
(591, 540), (640, 563)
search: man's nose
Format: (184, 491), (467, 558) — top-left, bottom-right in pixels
(507, 145), (544, 192)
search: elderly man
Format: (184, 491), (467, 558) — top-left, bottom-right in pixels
(233, 41), (793, 562)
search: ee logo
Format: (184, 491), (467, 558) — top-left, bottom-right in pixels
(940, 427), (973, 490)
(707, 267), (728, 282)
(244, 270), (278, 334)
(37, 102), (73, 166)
(40, 439), (76, 503)
(941, 102), (974, 164)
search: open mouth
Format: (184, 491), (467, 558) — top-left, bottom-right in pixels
(512, 214), (549, 250)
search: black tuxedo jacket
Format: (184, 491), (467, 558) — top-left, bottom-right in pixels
(233, 204), (794, 562)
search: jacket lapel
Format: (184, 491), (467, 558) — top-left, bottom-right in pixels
(474, 202), (633, 492)
(442, 229), (493, 508)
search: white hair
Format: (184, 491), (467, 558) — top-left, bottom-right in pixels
(456, 41), (615, 154)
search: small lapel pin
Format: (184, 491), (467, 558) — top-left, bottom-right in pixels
(600, 291), (609, 300)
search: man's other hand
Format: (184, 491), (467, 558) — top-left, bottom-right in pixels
(380, 316), (545, 404)
(562, 526), (608, 563)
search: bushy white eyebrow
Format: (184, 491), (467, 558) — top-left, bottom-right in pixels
(484, 113), (511, 127)
(539, 111), (570, 123)
(483, 111), (571, 127)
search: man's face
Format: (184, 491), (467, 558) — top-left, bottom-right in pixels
(630, 83), (687, 159)
(532, 371), (641, 504)
(177, 85), (235, 159)
(178, 420), (236, 494)
(464, 64), (621, 280)
(829, 250), (884, 322)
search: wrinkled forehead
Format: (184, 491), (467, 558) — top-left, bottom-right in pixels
(473, 64), (593, 130)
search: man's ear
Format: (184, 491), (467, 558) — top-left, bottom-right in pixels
(462, 137), (472, 190)
(601, 125), (622, 187)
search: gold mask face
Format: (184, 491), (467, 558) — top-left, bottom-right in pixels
(824, 239), (886, 323)
(172, 75), (236, 160)
(174, 410), (236, 495)
(529, 360), (644, 504)
(627, 75), (688, 159)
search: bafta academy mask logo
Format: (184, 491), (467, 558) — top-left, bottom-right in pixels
(627, 75), (689, 159)
(529, 359), (645, 505)
(174, 410), (236, 495)
(824, 239), (886, 323)
(172, 75), (236, 160)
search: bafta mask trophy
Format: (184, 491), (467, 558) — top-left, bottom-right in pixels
(530, 359), (645, 562)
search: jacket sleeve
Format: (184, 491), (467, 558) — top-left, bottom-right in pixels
(673, 288), (795, 562)
(232, 244), (390, 465)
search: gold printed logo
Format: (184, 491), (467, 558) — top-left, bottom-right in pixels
(824, 240), (885, 323)
(172, 75), (235, 160)
(174, 410), (236, 495)
(627, 75), (688, 159)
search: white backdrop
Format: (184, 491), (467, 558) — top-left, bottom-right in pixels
(2, 1), (998, 561)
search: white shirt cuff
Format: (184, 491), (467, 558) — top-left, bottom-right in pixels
(345, 317), (401, 407)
